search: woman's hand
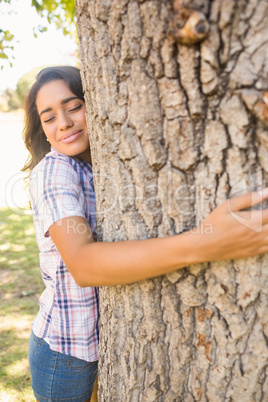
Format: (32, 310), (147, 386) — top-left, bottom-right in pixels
(193, 189), (268, 263)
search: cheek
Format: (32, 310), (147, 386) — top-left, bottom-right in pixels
(42, 126), (54, 141)
(41, 123), (47, 135)
(41, 124), (48, 138)
(80, 109), (87, 126)
(82, 117), (87, 128)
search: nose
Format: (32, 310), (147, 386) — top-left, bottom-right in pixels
(58, 111), (73, 131)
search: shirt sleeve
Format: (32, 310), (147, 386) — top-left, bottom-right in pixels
(30, 155), (86, 237)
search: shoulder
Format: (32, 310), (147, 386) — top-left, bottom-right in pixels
(33, 149), (73, 172)
(29, 151), (83, 202)
(30, 149), (78, 182)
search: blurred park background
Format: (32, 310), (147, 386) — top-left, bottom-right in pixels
(0, 0), (78, 399)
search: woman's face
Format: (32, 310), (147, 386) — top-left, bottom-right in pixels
(36, 79), (90, 162)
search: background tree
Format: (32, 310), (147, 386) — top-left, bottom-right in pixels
(76, 0), (268, 400)
(0, 66), (50, 111)
(14, 67), (43, 108)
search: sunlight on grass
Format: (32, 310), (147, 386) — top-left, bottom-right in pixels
(7, 357), (29, 377)
(0, 387), (35, 402)
(0, 207), (44, 401)
(1, 313), (34, 334)
(0, 243), (9, 251)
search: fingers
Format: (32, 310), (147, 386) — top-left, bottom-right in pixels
(261, 209), (268, 225)
(227, 208), (268, 233)
(224, 188), (268, 213)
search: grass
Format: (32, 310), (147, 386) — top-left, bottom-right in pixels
(0, 207), (44, 401)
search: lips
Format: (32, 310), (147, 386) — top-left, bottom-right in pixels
(60, 130), (82, 144)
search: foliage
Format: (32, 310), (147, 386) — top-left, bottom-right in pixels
(0, 0), (76, 68)
(0, 0), (14, 68)
(0, 29), (14, 66)
(0, 207), (44, 401)
(32, 0), (76, 37)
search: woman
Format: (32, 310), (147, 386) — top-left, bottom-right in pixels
(22, 66), (268, 402)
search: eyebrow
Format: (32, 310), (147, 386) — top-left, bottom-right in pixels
(39, 96), (80, 117)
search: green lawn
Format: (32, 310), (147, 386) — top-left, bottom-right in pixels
(0, 207), (44, 401)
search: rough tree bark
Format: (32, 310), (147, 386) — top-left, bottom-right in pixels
(76, 0), (268, 400)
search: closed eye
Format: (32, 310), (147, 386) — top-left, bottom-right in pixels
(69, 105), (82, 112)
(44, 116), (55, 123)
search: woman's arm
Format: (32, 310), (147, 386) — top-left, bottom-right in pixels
(49, 190), (268, 287)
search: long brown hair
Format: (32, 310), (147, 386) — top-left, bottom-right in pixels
(22, 66), (84, 174)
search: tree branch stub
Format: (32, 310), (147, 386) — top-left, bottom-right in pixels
(169, 4), (209, 45)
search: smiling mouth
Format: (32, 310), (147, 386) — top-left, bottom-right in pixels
(60, 130), (82, 144)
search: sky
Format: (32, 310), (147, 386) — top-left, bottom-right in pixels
(0, 0), (77, 91)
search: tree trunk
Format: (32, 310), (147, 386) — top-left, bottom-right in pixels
(76, 0), (268, 400)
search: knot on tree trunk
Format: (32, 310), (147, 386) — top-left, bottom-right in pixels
(169, 6), (209, 45)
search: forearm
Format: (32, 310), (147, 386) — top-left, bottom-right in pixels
(69, 232), (201, 287)
(51, 187), (268, 287)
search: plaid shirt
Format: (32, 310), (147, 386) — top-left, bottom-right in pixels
(30, 147), (99, 362)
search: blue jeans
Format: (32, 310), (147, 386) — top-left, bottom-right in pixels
(28, 330), (98, 402)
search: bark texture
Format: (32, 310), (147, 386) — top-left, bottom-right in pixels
(76, 0), (268, 400)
